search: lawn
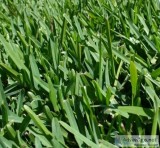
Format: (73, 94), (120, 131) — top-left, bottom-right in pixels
(0, 0), (160, 147)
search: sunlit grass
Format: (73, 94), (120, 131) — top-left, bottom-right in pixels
(0, 0), (160, 147)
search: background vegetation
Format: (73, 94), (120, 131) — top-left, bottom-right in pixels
(0, 0), (160, 147)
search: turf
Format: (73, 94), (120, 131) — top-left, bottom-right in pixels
(0, 0), (160, 147)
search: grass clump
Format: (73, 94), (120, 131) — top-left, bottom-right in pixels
(0, 0), (160, 147)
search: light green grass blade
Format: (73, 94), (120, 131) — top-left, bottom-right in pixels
(60, 121), (98, 148)
(24, 105), (53, 137)
(73, 15), (85, 40)
(63, 100), (83, 147)
(118, 106), (153, 118)
(130, 60), (138, 104)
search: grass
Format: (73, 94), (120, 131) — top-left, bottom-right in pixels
(0, 0), (160, 147)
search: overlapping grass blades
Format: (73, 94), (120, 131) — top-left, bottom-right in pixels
(0, 0), (160, 147)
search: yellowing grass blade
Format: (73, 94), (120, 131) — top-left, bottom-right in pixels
(130, 60), (138, 104)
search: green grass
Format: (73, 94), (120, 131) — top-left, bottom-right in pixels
(0, 0), (160, 147)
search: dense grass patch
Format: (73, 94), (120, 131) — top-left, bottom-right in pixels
(0, 0), (160, 147)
